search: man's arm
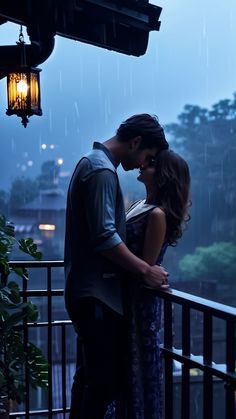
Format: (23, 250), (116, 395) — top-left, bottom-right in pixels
(102, 243), (168, 289)
(84, 169), (168, 288)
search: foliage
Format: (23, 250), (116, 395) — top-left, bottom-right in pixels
(165, 92), (236, 247)
(179, 242), (236, 283)
(0, 214), (48, 404)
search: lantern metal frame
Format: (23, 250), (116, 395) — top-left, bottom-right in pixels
(5, 26), (42, 127)
(6, 65), (42, 127)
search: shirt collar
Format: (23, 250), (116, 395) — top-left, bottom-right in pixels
(93, 142), (119, 168)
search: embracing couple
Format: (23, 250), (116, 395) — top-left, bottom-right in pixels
(64, 114), (191, 419)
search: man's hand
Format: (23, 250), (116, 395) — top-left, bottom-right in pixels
(143, 265), (169, 289)
(102, 243), (169, 288)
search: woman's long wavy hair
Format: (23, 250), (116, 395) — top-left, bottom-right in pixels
(153, 149), (191, 246)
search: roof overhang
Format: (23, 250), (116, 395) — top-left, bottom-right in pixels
(0, 0), (162, 63)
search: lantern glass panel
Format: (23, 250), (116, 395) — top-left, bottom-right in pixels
(30, 71), (40, 112)
(7, 72), (29, 111)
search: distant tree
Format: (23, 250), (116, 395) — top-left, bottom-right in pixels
(165, 92), (236, 247)
(9, 177), (39, 214)
(37, 161), (60, 190)
(0, 189), (9, 216)
(8, 160), (62, 214)
(179, 242), (236, 284)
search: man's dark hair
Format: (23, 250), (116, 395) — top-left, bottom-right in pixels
(116, 113), (169, 151)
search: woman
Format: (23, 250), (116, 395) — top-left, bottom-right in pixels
(124, 149), (191, 419)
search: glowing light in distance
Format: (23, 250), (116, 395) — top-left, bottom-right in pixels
(57, 158), (63, 165)
(38, 224), (56, 231)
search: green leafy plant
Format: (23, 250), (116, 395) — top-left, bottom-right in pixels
(0, 214), (48, 406)
(179, 241), (236, 283)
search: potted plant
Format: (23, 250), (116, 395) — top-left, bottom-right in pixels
(0, 214), (48, 417)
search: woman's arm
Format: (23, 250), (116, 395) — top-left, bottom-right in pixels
(142, 208), (167, 265)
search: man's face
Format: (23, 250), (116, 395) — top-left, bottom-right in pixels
(121, 145), (158, 171)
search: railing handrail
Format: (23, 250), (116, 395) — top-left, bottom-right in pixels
(153, 288), (236, 321)
(10, 260), (64, 268)
(10, 260), (236, 321)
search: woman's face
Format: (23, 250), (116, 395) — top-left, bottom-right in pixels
(137, 157), (156, 187)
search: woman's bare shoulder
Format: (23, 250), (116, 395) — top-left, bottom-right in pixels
(149, 207), (166, 220)
(147, 208), (167, 231)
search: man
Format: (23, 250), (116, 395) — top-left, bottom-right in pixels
(64, 114), (169, 418)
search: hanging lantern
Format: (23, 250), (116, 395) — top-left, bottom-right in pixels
(6, 66), (42, 127)
(5, 26), (42, 128)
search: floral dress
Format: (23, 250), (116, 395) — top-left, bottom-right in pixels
(123, 205), (168, 419)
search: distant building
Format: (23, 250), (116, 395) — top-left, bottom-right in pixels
(10, 189), (67, 325)
(11, 189), (66, 259)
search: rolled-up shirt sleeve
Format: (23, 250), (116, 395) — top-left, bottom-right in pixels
(83, 169), (123, 252)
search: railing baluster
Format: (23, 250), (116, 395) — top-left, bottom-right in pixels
(62, 323), (67, 416)
(225, 320), (235, 419)
(182, 306), (190, 356)
(164, 299), (173, 419)
(203, 312), (213, 419)
(23, 274), (30, 418)
(164, 299), (173, 349)
(181, 365), (190, 419)
(181, 306), (190, 419)
(225, 383), (235, 419)
(203, 373), (213, 418)
(47, 266), (53, 419)
(203, 313), (213, 364)
(226, 320), (235, 372)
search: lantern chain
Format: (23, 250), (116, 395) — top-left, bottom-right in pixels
(18, 25), (25, 45)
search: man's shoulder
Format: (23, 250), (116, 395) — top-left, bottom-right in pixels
(70, 144), (117, 186)
(85, 148), (116, 173)
(72, 153), (116, 185)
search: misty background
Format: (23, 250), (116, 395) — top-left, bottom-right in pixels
(0, 0), (236, 305)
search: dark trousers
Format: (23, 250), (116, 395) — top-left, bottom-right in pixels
(68, 298), (126, 419)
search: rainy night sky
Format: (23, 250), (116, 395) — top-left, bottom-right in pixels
(0, 0), (236, 188)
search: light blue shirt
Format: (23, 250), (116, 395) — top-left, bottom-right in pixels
(64, 142), (126, 315)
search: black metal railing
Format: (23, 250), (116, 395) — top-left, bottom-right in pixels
(153, 288), (236, 419)
(8, 261), (236, 419)
(9, 260), (71, 418)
